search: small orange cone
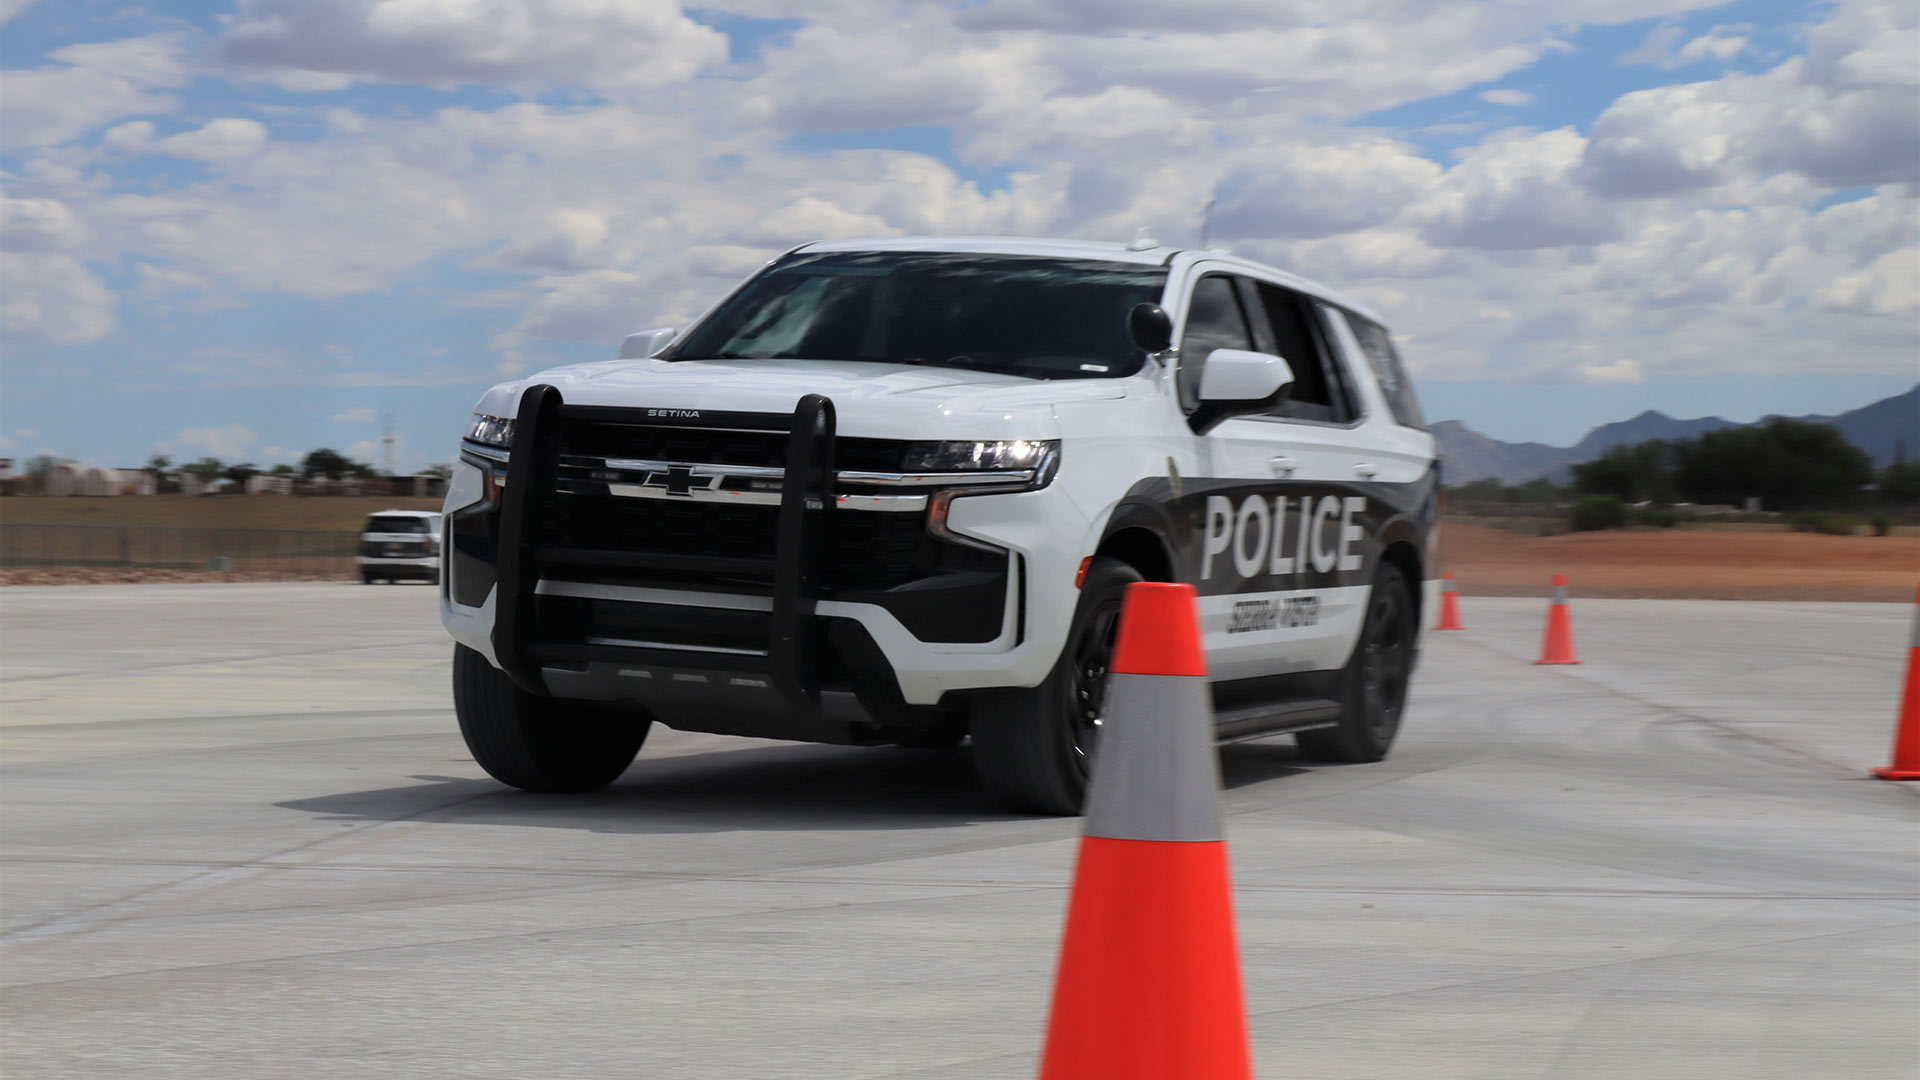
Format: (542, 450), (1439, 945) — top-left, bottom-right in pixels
(1038, 582), (1252, 1080)
(1436, 572), (1465, 630)
(1871, 584), (1920, 781)
(1535, 573), (1579, 665)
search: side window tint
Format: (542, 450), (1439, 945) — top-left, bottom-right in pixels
(1253, 283), (1347, 423)
(1341, 311), (1426, 429)
(1177, 275), (1254, 413)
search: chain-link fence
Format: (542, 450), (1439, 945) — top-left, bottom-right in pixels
(0, 524), (363, 578)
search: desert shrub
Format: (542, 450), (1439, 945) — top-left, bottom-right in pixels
(1869, 514), (1892, 537)
(1569, 495), (1627, 532)
(1790, 511), (1860, 536)
(1631, 507), (1680, 528)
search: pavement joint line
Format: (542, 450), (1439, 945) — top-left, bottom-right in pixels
(0, 783), (510, 943)
(0, 882), (1068, 992)
(0, 637), (449, 685)
(1240, 917), (1920, 1024)
(13, 855), (1912, 899)
(0, 707), (452, 733)
(1446, 630), (1913, 784)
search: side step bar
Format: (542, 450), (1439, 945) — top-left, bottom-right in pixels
(1212, 698), (1343, 744)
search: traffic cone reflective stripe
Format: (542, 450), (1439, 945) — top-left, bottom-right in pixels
(1039, 582), (1252, 1080)
(1535, 574), (1580, 665)
(1871, 584), (1920, 781)
(1436, 572), (1465, 630)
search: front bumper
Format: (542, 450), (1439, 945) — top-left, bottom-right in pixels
(440, 386), (1080, 742)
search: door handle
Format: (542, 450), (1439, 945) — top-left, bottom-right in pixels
(1353, 463), (1379, 480)
(1270, 456), (1298, 476)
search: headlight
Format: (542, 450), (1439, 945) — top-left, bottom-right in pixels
(465, 413), (515, 448)
(902, 439), (1059, 473)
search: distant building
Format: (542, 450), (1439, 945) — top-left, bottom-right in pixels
(246, 474), (296, 495)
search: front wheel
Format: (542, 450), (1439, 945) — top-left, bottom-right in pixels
(970, 557), (1141, 814)
(1297, 563), (1416, 763)
(452, 645), (649, 792)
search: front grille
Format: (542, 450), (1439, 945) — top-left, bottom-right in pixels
(540, 488), (937, 590)
(558, 424), (906, 473)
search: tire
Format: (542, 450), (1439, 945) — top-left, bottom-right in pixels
(971, 557), (1141, 814)
(452, 644), (649, 792)
(361, 570), (375, 584)
(1297, 562), (1416, 764)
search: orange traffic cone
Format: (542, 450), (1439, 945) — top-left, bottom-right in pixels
(1436, 572), (1465, 630)
(1535, 573), (1579, 665)
(1871, 584), (1920, 781)
(1038, 582), (1252, 1080)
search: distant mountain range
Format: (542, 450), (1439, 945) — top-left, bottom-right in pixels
(1433, 384), (1918, 485)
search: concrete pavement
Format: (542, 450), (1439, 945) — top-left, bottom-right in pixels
(1, 584), (1915, 1078)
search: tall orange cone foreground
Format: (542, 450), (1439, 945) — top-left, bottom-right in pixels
(1038, 582), (1252, 1080)
(1871, 585), (1920, 781)
(1436, 572), (1466, 630)
(1535, 574), (1580, 665)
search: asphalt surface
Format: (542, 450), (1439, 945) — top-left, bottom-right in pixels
(2, 583), (1916, 1079)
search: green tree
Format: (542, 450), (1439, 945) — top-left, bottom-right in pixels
(1571, 440), (1675, 504)
(1880, 462), (1920, 506)
(182, 457), (226, 489)
(145, 453), (177, 494)
(225, 461), (260, 486)
(301, 448), (353, 480)
(269, 463), (297, 476)
(419, 463), (453, 480)
(1672, 419), (1872, 512)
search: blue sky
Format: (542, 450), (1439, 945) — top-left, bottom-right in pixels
(2, 0), (1914, 469)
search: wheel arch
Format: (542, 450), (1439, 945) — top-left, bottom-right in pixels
(1093, 522), (1176, 582)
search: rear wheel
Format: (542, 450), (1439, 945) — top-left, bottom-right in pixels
(452, 644), (649, 792)
(970, 557), (1140, 814)
(1297, 563), (1415, 763)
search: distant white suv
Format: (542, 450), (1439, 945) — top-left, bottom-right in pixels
(357, 510), (441, 584)
(442, 237), (1440, 812)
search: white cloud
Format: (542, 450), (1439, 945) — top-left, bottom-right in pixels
(1676, 26), (1751, 64)
(1479, 89), (1531, 106)
(0, 0), (37, 27)
(0, 34), (188, 149)
(0, 253), (115, 344)
(1584, 4), (1919, 195)
(154, 118), (269, 161)
(0, 195), (80, 252)
(214, 0), (728, 90)
(175, 424), (258, 460)
(332, 406), (376, 423)
(1419, 128), (1619, 250)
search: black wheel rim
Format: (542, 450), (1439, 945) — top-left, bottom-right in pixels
(1067, 597), (1124, 776)
(1359, 584), (1412, 740)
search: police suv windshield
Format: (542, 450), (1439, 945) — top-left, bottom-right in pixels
(671, 252), (1168, 380)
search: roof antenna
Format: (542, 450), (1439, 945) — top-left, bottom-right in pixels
(1125, 226), (1159, 252)
(1198, 197), (1217, 250)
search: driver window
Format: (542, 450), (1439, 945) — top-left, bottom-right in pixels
(1177, 275), (1254, 413)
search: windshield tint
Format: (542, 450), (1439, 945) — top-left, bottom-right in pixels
(672, 252), (1168, 380)
(365, 516), (430, 533)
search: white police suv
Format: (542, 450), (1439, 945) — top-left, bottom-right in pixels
(442, 236), (1440, 813)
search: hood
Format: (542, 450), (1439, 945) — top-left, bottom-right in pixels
(473, 358), (1137, 440)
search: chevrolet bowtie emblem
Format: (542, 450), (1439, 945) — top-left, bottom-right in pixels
(648, 464), (716, 497)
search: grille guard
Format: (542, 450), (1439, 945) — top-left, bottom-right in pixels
(490, 385), (839, 712)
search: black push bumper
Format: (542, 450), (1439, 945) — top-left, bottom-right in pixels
(488, 385), (946, 742)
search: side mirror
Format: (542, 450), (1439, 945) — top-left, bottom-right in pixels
(1191, 348), (1294, 434)
(1128, 303), (1173, 354)
(617, 327), (677, 360)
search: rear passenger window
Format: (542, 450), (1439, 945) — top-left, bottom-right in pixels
(1252, 283), (1351, 424)
(1339, 311), (1426, 430)
(1177, 275), (1254, 412)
